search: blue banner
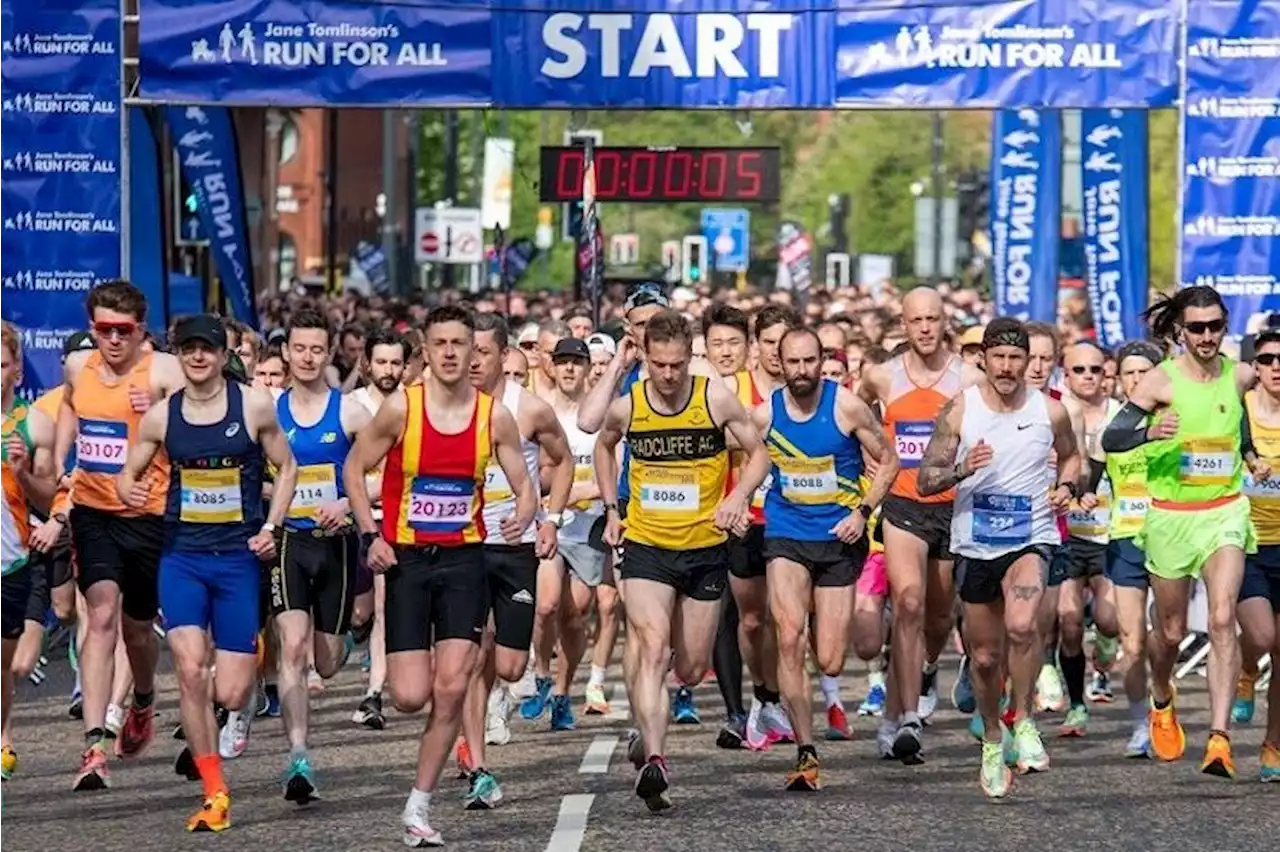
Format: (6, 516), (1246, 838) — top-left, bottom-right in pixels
(1180, 0), (1280, 336)
(128, 108), (170, 330)
(835, 0), (1177, 109)
(164, 106), (257, 328)
(493, 3), (833, 108)
(1081, 109), (1148, 348)
(1, 0), (122, 395)
(990, 109), (1060, 323)
(139, 0), (492, 106)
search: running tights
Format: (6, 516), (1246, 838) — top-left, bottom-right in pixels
(713, 591), (745, 717)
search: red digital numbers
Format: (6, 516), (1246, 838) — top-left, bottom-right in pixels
(542, 147), (778, 202)
(736, 151), (762, 198)
(556, 150), (584, 200)
(630, 150), (657, 199)
(701, 151), (728, 198)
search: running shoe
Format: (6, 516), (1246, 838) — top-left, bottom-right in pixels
(893, 720), (925, 765)
(219, 710), (253, 760)
(105, 703), (125, 739)
(263, 687), (282, 718)
(1035, 663), (1067, 713)
(509, 663), (538, 700)
(825, 703), (853, 741)
(635, 756), (672, 813)
(1, 745), (16, 781)
(185, 791), (231, 833)
(454, 737), (473, 778)
(951, 656), (976, 714)
(1231, 672), (1257, 724)
(485, 688), (511, 745)
(67, 687), (83, 721)
(174, 746), (200, 781)
(671, 686), (700, 725)
(1086, 671), (1114, 704)
(253, 679), (269, 717)
(979, 741), (1012, 799)
(968, 711), (985, 743)
(1148, 690), (1186, 762)
(282, 753), (319, 804)
(762, 702), (795, 743)
(353, 691), (386, 731)
(72, 743), (109, 791)
(877, 719), (898, 759)
(550, 694), (576, 731)
(1058, 704), (1089, 738)
(403, 799), (444, 848)
(1092, 632), (1119, 668)
(1013, 718), (1050, 774)
(1124, 724), (1152, 759)
(785, 750), (821, 791)
(858, 681), (886, 717)
(918, 665), (940, 721)
(1199, 732), (1235, 779)
(716, 714), (747, 750)
(519, 676), (553, 720)
(1261, 742), (1280, 783)
(583, 683), (609, 716)
(463, 769), (504, 810)
(626, 729), (646, 770)
(745, 698), (773, 750)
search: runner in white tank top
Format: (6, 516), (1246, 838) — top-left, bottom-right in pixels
(483, 382), (543, 546)
(916, 319), (1081, 799)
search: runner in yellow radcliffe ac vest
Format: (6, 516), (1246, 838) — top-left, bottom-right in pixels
(592, 309), (770, 814)
(1235, 330), (1280, 782)
(1101, 287), (1256, 779)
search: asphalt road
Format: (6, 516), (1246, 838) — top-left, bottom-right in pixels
(2, 654), (1275, 852)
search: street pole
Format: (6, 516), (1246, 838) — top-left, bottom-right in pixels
(403, 111), (418, 296)
(930, 111), (945, 285)
(325, 110), (339, 297)
(442, 109), (459, 290)
(381, 109), (398, 294)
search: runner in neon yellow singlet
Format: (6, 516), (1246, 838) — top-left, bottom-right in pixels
(1101, 287), (1255, 780)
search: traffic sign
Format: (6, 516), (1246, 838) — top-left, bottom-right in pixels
(610, 233), (639, 265)
(415, 206), (484, 265)
(700, 208), (750, 273)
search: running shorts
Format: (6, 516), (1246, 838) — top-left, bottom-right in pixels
(271, 528), (359, 635)
(955, 544), (1054, 605)
(385, 544), (488, 653)
(1105, 538), (1147, 590)
(728, 524), (767, 580)
(1240, 544), (1280, 614)
(561, 540), (606, 588)
(620, 541), (728, 602)
(1138, 497), (1257, 582)
(160, 548), (261, 653)
(1063, 537), (1107, 581)
(879, 495), (953, 560)
(763, 537), (868, 588)
(70, 506), (163, 621)
(856, 551), (888, 597)
(1, 564), (32, 640)
(483, 543), (538, 651)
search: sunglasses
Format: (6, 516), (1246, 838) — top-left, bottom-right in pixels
(92, 321), (138, 339)
(1256, 353), (1280, 367)
(1183, 319), (1226, 335)
(1070, 364), (1104, 375)
(517, 341), (538, 351)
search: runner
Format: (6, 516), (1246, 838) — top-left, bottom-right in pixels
(858, 286), (981, 760)
(342, 305), (537, 847)
(1237, 330), (1280, 781)
(1056, 341), (1122, 736)
(593, 309), (769, 812)
(57, 280), (185, 790)
(1090, 341), (1162, 757)
(462, 313), (570, 809)
(349, 328), (408, 731)
(115, 314), (295, 831)
(754, 326), (900, 789)
(918, 318), (1079, 798)
(527, 319), (571, 401)
(1, 322), (58, 783)
(272, 310), (373, 803)
(1102, 287), (1255, 777)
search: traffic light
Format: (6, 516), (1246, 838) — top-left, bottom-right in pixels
(681, 235), (707, 285)
(173, 153), (206, 246)
(561, 129), (602, 242)
(956, 170), (990, 258)
(827, 193), (851, 253)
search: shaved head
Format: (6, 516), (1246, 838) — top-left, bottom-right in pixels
(901, 287), (945, 357)
(902, 286), (944, 317)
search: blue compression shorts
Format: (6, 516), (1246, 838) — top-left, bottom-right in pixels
(159, 548), (261, 654)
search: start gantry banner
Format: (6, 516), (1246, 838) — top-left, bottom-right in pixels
(136, 0), (1182, 109)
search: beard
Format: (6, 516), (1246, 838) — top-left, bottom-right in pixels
(373, 374), (401, 393)
(786, 374), (820, 399)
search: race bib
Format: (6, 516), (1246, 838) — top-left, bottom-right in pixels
(1066, 493), (1111, 541)
(752, 473), (773, 510)
(972, 493), (1032, 546)
(777, 456), (839, 505)
(893, 421), (934, 470)
(484, 463), (513, 504)
(77, 418), (128, 474)
(638, 468), (698, 515)
(288, 464), (339, 520)
(1112, 482), (1149, 536)
(1244, 469), (1280, 503)
(572, 457), (596, 511)
(179, 468), (243, 524)
(1179, 437), (1234, 486)
(407, 476), (475, 532)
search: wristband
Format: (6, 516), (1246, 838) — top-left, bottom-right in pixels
(858, 504), (874, 521)
(1055, 481), (1079, 499)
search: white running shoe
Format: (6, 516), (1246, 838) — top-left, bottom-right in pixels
(761, 702), (795, 744)
(219, 710), (252, 759)
(1124, 724), (1152, 759)
(485, 686), (512, 746)
(745, 697), (772, 751)
(917, 665), (940, 721)
(105, 702), (125, 737)
(1035, 663), (1067, 713)
(876, 718), (899, 759)
(402, 799), (444, 848)
(509, 662), (538, 700)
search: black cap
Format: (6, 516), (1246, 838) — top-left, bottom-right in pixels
(552, 337), (590, 361)
(624, 285), (669, 313)
(266, 327), (287, 346)
(62, 331), (96, 357)
(173, 314), (227, 350)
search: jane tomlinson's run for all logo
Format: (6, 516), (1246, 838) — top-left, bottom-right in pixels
(187, 21), (447, 68)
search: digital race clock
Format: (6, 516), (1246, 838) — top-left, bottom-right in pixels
(538, 146), (781, 203)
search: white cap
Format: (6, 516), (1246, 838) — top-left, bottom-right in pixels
(516, 322), (539, 345)
(586, 332), (617, 357)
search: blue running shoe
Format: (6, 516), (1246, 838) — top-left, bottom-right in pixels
(857, 682), (886, 717)
(463, 769), (504, 810)
(265, 688), (282, 718)
(520, 676), (553, 720)
(1231, 672), (1256, 724)
(672, 687), (700, 724)
(951, 655), (976, 714)
(550, 695), (576, 731)
(282, 753), (318, 805)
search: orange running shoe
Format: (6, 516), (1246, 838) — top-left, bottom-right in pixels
(1199, 732), (1235, 779)
(1147, 691), (1186, 762)
(186, 791), (231, 832)
(115, 702), (156, 760)
(1260, 742), (1280, 782)
(72, 743), (110, 791)
(454, 737), (473, 778)
(784, 751), (821, 791)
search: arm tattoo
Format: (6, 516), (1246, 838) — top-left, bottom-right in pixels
(1012, 584), (1042, 602)
(916, 398), (963, 496)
